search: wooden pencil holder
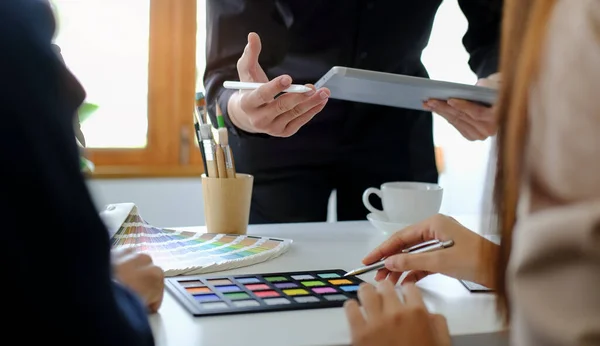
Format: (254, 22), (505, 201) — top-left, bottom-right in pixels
(201, 173), (253, 235)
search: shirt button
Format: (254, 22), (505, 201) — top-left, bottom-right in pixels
(359, 52), (368, 59)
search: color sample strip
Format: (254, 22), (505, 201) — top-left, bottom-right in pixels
(224, 292), (250, 300)
(340, 285), (360, 292)
(317, 273), (341, 279)
(292, 274), (314, 280)
(237, 278), (260, 284)
(194, 294), (220, 302)
(294, 296), (320, 303)
(324, 294), (347, 301)
(186, 287), (211, 294)
(216, 285), (241, 292)
(283, 289), (309, 296)
(301, 280), (325, 287)
(179, 280), (204, 288)
(264, 276), (287, 282)
(255, 290), (279, 298)
(274, 282), (297, 289)
(312, 287), (336, 294)
(208, 279), (232, 286)
(246, 284), (270, 291)
(233, 300), (260, 307)
(202, 302), (228, 309)
(264, 298), (291, 305)
(329, 279), (353, 285)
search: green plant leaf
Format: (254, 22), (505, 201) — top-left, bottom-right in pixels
(80, 156), (95, 173)
(78, 102), (99, 123)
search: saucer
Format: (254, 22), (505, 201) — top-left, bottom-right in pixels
(366, 213), (409, 235)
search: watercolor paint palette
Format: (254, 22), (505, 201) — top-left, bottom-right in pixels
(166, 269), (364, 317)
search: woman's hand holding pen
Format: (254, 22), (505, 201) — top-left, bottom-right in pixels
(424, 73), (501, 141)
(363, 214), (499, 288)
(227, 32), (331, 137)
(344, 281), (451, 346)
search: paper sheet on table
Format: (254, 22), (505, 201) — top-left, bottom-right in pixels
(100, 203), (293, 277)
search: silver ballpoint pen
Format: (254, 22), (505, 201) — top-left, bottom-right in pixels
(343, 239), (454, 277)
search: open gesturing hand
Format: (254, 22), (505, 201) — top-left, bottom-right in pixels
(227, 32), (330, 137)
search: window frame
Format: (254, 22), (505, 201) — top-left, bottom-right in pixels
(83, 0), (202, 178)
(82, 0), (447, 178)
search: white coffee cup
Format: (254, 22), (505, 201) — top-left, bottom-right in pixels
(362, 182), (443, 224)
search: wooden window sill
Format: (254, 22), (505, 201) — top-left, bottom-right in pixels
(87, 165), (204, 179)
(88, 147), (443, 179)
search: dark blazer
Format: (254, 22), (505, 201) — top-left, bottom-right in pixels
(0, 1), (154, 344)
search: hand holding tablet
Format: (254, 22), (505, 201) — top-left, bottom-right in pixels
(314, 66), (500, 141)
(424, 73), (501, 141)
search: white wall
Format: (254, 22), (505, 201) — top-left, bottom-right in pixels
(87, 178), (336, 227)
(87, 179), (205, 228)
(87, 0), (492, 228)
(424, 0), (493, 217)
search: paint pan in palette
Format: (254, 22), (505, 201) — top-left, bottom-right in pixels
(165, 269), (364, 317)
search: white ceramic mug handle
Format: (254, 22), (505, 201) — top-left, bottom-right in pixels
(362, 188), (385, 216)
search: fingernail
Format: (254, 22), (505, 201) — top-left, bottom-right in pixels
(305, 89), (315, 96)
(447, 99), (458, 107)
(427, 100), (437, 109)
(384, 257), (393, 268)
(280, 76), (291, 86)
(319, 91), (329, 99)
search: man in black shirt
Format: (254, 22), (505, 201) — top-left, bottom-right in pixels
(204, 1), (502, 224)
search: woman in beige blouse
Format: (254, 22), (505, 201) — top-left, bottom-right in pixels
(344, 0), (600, 345)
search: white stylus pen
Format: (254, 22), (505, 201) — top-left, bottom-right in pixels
(223, 81), (312, 93)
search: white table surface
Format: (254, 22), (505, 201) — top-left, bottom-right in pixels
(149, 215), (505, 346)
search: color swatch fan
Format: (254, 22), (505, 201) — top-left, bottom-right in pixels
(100, 203), (293, 277)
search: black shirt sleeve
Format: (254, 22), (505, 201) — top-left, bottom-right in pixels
(0, 1), (154, 344)
(203, 0), (286, 136)
(458, 0), (503, 78)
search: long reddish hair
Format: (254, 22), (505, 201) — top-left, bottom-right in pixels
(490, 0), (557, 322)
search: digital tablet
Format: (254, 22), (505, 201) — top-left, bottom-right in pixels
(314, 66), (497, 111)
(459, 279), (494, 293)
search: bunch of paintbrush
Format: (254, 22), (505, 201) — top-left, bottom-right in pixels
(193, 101), (236, 179)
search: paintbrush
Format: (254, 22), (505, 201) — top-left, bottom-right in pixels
(199, 124), (218, 178)
(218, 127), (236, 178)
(213, 104), (235, 178)
(193, 111), (209, 175)
(195, 92), (207, 124)
(215, 144), (227, 178)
